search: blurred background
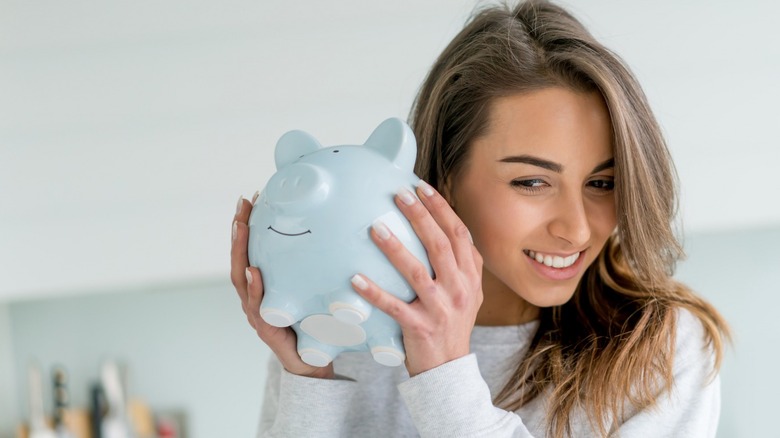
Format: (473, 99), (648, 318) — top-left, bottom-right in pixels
(1, 0), (778, 437)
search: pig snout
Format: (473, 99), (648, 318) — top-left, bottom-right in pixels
(265, 163), (330, 212)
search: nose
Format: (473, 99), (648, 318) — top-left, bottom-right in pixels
(547, 190), (591, 248)
(265, 163), (330, 213)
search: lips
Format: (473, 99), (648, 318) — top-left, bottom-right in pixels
(523, 248), (586, 281)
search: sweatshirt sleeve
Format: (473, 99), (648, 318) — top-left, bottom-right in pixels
(257, 356), (359, 438)
(398, 354), (536, 437)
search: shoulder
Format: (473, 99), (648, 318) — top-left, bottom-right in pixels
(669, 307), (722, 399)
(672, 307), (715, 370)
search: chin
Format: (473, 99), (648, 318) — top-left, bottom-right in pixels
(523, 285), (578, 308)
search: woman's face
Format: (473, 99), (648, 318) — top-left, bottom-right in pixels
(449, 87), (617, 325)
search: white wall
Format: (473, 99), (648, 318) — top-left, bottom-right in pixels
(2, 0), (779, 301)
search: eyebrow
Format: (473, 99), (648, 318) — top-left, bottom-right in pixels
(498, 155), (615, 174)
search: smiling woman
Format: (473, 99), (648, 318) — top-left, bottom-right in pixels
(230, 1), (729, 437)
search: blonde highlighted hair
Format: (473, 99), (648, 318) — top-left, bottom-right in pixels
(409, 1), (729, 436)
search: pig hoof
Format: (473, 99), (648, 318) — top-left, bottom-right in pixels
(260, 309), (296, 327)
(299, 349), (333, 367)
(371, 347), (405, 367)
(329, 302), (370, 324)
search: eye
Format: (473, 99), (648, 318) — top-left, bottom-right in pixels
(332, 149), (339, 153)
(510, 178), (548, 193)
(587, 178), (615, 191)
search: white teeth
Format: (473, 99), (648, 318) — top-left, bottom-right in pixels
(526, 250), (580, 269)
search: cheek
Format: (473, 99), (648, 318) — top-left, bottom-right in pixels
(463, 194), (548, 252)
(587, 198), (617, 241)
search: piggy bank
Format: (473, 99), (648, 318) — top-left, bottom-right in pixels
(247, 118), (432, 367)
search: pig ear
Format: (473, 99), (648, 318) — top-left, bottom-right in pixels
(363, 118), (417, 171)
(274, 130), (323, 169)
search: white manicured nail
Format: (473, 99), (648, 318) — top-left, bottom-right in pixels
(236, 196), (244, 215)
(251, 190), (260, 204)
(245, 268), (253, 284)
(372, 220), (392, 240)
(417, 180), (435, 197)
(351, 274), (368, 290)
(397, 187), (416, 206)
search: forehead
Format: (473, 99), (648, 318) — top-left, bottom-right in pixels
(471, 87), (613, 163)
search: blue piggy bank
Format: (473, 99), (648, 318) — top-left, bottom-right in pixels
(247, 118), (432, 367)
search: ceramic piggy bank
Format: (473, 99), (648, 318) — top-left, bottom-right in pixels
(247, 118), (432, 367)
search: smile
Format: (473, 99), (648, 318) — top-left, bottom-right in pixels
(523, 249), (580, 268)
(268, 226), (311, 237)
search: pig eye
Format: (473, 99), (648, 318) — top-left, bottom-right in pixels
(332, 150), (339, 153)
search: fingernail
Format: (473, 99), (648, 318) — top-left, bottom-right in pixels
(416, 180), (435, 197)
(245, 268), (253, 284)
(372, 219), (392, 240)
(236, 196), (244, 215)
(232, 221), (238, 241)
(351, 274), (368, 290)
(396, 187), (416, 206)
(251, 190), (260, 204)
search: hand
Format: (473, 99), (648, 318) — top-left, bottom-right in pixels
(351, 181), (484, 377)
(231, 194), (334, 379)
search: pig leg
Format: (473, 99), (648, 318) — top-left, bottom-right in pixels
(295, 330), (342, 367)
(259, 289), (305, 327)
(327, 289), (373, 324)
(368, 330), (406, 367)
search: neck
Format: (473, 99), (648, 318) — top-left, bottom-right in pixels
(476, 268), (540, 326)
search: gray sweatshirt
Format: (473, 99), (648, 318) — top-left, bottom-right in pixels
(258, 309), (720, 437)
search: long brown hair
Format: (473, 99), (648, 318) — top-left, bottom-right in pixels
(409, 1), (729, 436)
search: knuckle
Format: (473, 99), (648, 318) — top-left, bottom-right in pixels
(432, 236), (452, 254)
(410, 265), (431, 286)
(451, 289), (468, 308)
(454, 223), (470, 240)
(385, 300), (404, 318)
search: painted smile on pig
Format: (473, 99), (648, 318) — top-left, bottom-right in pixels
(268, 226), (312, 237)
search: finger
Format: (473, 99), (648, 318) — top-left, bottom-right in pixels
(414, 180), (476, 274)
(230, 219), (251, 303)
(471, 244), (483, 274)
(370, 219), (439, 302)
(350, 273), (417, 327)
(245, 267), (265, 322)
(393, 186), (460, 279)
(234, 195), (253, 224)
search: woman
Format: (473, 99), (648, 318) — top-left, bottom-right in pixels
(231, 1), (729, 436)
